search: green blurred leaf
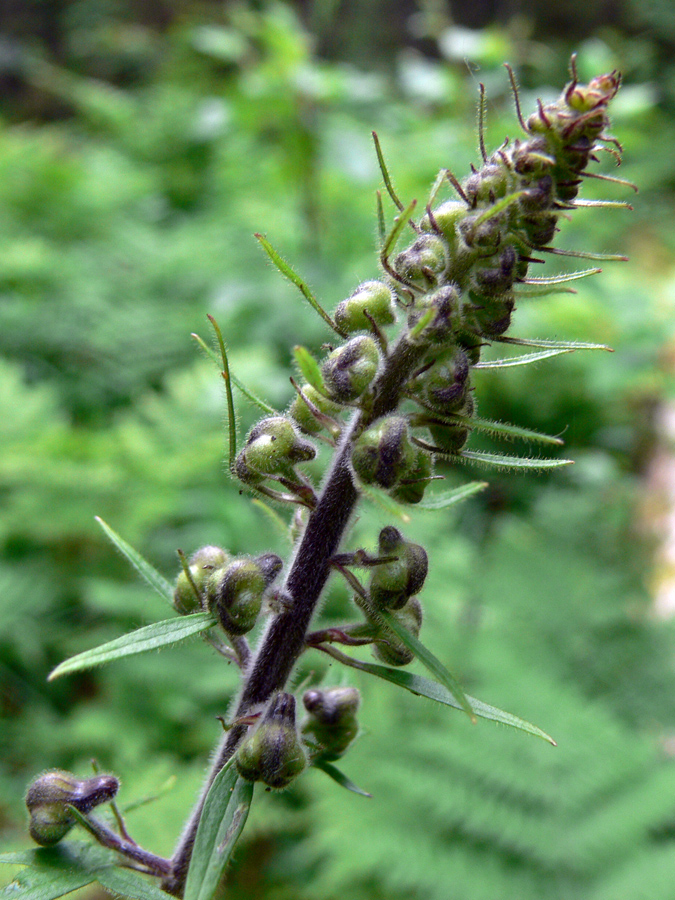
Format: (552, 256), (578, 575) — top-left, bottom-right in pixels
(95, 518), (174, 606)
(458, 450), (573, 472)
(95, 866), (174, 900)
(48, 613), (215, 681)
(415, 480), (487, 510)
(184, 761), (253, 900)
(0, 844), (112, 900)
(313, 760), (372, 797)
(293, 346), (324, 393)
(473, 348), (575, 369)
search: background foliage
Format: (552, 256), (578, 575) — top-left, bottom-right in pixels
(2, 2), (675, 898)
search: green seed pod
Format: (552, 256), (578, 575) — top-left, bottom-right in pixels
(288, 384), (342, 434)
(464, 163), (509, 206)
(234, 416), (316, 484)
(302, 686), (360, 762)
(465, 290), (515, 338)
(236, 693), (307, 789)
(208, 553), (282, 636)
(334, 281), (396, 333)
(351, 416), (417, 491)
(390, 447), (433, 505)
(428, 393), (475, 454)
(321, 336), (379, 403)
(417, 346), (470, 415)
(394, 234), (448, 285)
(372, 597), (423, 667)
(369, 527), (428, 610)
(26, 770), (119, 846)
(472, 244), (517, 297)
(174, 545), (229, 613)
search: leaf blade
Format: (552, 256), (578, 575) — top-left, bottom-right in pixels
(415, 480), (488, 510)
(313, 760), (372, 797)
(95, 867), (175, 900)
(184, 762), (253, 900)
(458, 450), (573, 472)
(48, 613), (215, 681)
(95, 518), (174, 606)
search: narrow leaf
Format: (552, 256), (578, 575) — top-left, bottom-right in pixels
(378, 609), (475, 722)
(358, 484), (411, 524)
(458, 450), (573, 471)
(372, 131), (404, 211)
(376, 191), (386, 247)
(48, 613), (215, 681)
(513, 285), (578, 298)
(95, 518), (174, 606)
(0, 844), (115, 900)
(449, 414), (563, 446)
(293, 346), (324, 393)
(519, 267), (601, 285)
(472, 190), (525, 227)
(382, 197), (417, 257)
(191, 334), (276, 414)
(96, 867), (175, 900)
(0, 863), (97, 900)
(207, 315), (237, 473)
(415, 480), (488, 510)
(313, 760), (372, 797)
(496, 336), (612, 352)
(184, 762), (253, 900)
(255, 234), (344, 336)
(542, 246), (628, 262)
(474, 348), (575, 369)
(321, 652), (556, 744)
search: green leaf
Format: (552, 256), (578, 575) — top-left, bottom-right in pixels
(0, 844), (113, 900)
(327, 657), (556, 744)
(293, 346), (324, 393)
(313, 760), (372, 797)
(520, 267), (601, 285)
(184, 761), (253, 900)
(448, 415), (563, 446)
(458, 450), (574, 472)
(358, 484), (412, 524)
(95, 518), (174, 606)
(378, 609), (475, 722)
(415, 481), (487, 510)
(255, 233), (343, 336)
(48, 613), (215, 681)
(96, 867), (174, 900)
(473, 348), (574, 369)
(496, 336), (612, 352)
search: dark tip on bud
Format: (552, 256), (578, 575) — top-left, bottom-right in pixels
(236, 693), (307, 789)
(351, 416), (417, 491)
(26, 770), (119, 846)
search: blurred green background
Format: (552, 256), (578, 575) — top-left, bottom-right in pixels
(2, 1), (675, 898)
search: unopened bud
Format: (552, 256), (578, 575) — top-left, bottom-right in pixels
(236, 693), (307, 789)
(321, 336), (379, 403)
(408, 284), (460, 346)
(351, 416), (417, 491)
(302, 687), (360, 761)
(26, 770), (119, 846)
(390, 447), (433, 505)
(289, 384), (341, 434)
(420, 200), (465, 248)
(334, 281), (396, 333)
(209, 553), (282, 635)
(235, 416), (316, 484)
(174, 545), (229, 613)
(395, 234), (448, 285)
(369, 527), (428, 610)
(372, 597), (423, 667)
(418, 347), (470, 415)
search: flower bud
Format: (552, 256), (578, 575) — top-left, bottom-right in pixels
(288, 384), (341, 434)
(208, 553), (282, 636)
(234, 416), (316, 484)
(174, 545), (229, 613)
(302, 687), (360, 761)
(464, 163), (508, 206)
(420, 200), (465, 247)
(417, 347), (470, 415)
(321, 336), (379, 403)
(407, 284), (460, 346)
(428, 393), (475, 454)
(369, 527), (428, 610)
(372, 597), (423, 667)
(390, 446), (433, 505)
(472, 245), (517, 297)
(334, 281), (396, 333)
(351, 416), (417, 491)
(394, 235), (448, 285)
(26, 770), (119, 846)
(466, 291), (514, 338)
(236, 693), (307, 789)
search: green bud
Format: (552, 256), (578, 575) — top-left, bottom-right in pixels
(369, 527), (428, 610)
(26, 770), (119, 846)
(289, 384), (342, 434)
(428, 393), (475, 454)
(464, 290), (514, 338)
(302, 687), (360, 762)
(417, 347), (470, 415)
(236, 693), (307, 789)
(334, 281), (396, 333)
(464, 163), (510, 206)
(372, 597), (423, 667)
(321, 336), (379, 403)
(394, 235), (448, 285)
(420, 200), (465, 249)
(208, 553), (282, 636)
(407, 284), (460, 346)
(351, 416), (417, 491)
(390, 447), (433, 505)
(174, 545), (229, 613)
(234, 416), (316, 484)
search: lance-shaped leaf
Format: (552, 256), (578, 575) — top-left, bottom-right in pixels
(520, 267), (601, 285)
(458, 450), (573, 472)
(317, 650), (555, 744)
(96, 866), (175, 900)
(0, 844), (112, 900)
(293, 345), (325, 393)
(415, 480), (487, 510)
(378, 609), (475, 722)
(184, 761), (254, 900)
(313, 759), (372, 798)
(496, 336), (612, 352)
(48, 612), (215, 681)
(191, 333), (276, 415)
(447, 414), (563, 446)
(473, 348), (575, 369)
(95, 517), (174, 606)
